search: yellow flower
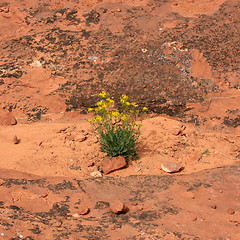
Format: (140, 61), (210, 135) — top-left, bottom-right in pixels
(126, 102), (130, 106)
(99, 91), (107, 98)
(97, 101), (102, 106)
(96, 116), (103, 122)
(121, 115), (127, 121)
(112, 111), (120, 117)
(88, 119), (93, 123)
(143, 107), (148, 112)
(99, 103), (107, 110)
(88, 108), (94, 113)
(131, 102), (138, 108)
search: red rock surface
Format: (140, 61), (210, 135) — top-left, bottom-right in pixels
(0, 0), (239, 239)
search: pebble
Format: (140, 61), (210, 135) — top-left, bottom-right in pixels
(161, 162), (183, 173)
(78, 205), (90, 215)
(75, 134), (87, 142)
(209, 203), (217, 209)
(110, 200), (127, 214)
(1, 6), (9, 13)
(192, 217), (197, 221)
(13, 135), (20, 144)
(90, 171), (102, 178)
(0, 179), (4, 186)
(171, 124), (186, 136)
(73, 213), (80, 218)
(227, 208), (235, 215)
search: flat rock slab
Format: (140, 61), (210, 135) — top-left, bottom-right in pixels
(0, 164), (239, 239)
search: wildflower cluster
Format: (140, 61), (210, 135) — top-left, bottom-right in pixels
(88, 91), (148, 160)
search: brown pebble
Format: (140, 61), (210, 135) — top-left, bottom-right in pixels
(227, 208), (235, 215)
(78, 205), (89, 215)
(0, 179), (4, 186)
(210, 204), (217, 209)
(110, 200), (127, 214)
(87, 161), (95, 167)
(1, 6), (9, 13)
(13, 135), (20, 144)
(131, 201), (138, 206)
(192, 217), (197, 221)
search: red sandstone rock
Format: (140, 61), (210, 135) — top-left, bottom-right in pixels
(75, 133), (87, 142)
(0, 110), (17, 126)
(227, 208), (235, 215)
(161, 162), (183, 173)
(110, 200), (127, 214)
(171, 125), (186, 136)
(100, 156), (127, 174)
(209, 203), (217, 209)
(189, 151), (202, 162)
(78, 205), (89, 215)
(13, 135), (20, 144)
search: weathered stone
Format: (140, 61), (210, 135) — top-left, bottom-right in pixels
(0, 110), (17, 126)
(75, 133), (87, 142)
(110, 200), (127, 214)
(78, 205), (89, 215)
(90, 171), (102, 177)
(13, 135), (20, 144)
(227, 208), (235, 215)
(161, 162), (183, 173)
(100, 156), (127, 174)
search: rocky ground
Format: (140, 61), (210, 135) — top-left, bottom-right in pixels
(0, 0), (240, 239)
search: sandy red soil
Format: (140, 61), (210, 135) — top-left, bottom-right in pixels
(0, 0), (240, 239)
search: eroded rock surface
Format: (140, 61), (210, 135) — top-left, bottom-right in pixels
(0, 165), (239, 239)
(0, 0), (239, 130)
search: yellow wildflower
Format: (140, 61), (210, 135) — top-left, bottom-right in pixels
(112, 111), (120, 117)
(88, 108), (94, 113)
(143, 107), (148, 112)
(96, 116), (103, 123)
(99, 91), (107, 98)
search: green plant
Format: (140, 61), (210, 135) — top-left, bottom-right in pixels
(88, 91), (148, 160)
(202, 149), (210, 156)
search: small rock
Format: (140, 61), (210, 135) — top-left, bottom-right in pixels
(189, 151), (202, 162)
(78, 205), (89, 215)
(227, 208), (235, 215)
(209, 204), (217, 209)
(161, 162), (183, 173)
(56, 12), (62, 17)
(87, 161), (95, 167)
(72, 213), (80, 218)
(13, 135), (20, 144)
(100, 156), (127, 174)
(0, 110), (17, 126)
(110, 200), (127, 214)
(134, 167), (141, 173)
(0, 179), (4, 186)
(171, 125), (186, 136)
(75, 134), (87, 142)
(1, 6), (9, 13)
(90, 171), (102, 178)
(192, 217), (197, 221)
(131, 202), (138, 206)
